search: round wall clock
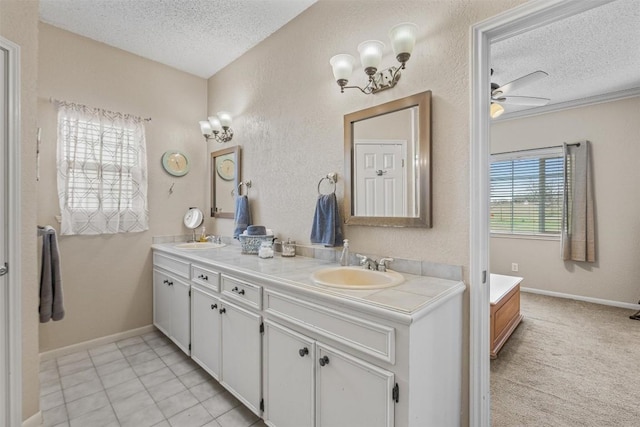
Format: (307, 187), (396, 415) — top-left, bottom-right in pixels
(216, 157), (235, 181)
(162, 151), (190, 177)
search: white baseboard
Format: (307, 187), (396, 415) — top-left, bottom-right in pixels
(521, 287), (640, 310)
(22, 411), (42, 427)
(39, 324), (156, 362)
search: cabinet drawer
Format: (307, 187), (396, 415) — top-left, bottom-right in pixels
(221, 274), (262, 310)
(153, 252), (190, 279)
(264, 289), (395, 364)
(191, 264), (220, 293)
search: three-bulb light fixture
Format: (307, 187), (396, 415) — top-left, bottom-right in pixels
(330, 22), (418, 95)
(199, 111), (233, 143)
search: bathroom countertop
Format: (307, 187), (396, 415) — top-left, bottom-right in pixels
(152, 242), (465, 322)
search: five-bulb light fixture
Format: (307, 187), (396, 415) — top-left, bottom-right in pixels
(330, 22), (418, 95)
(199, 111), (233, 143)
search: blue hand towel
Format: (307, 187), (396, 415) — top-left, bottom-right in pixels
(310, 193), (343, 247)
(234, 195), (252, 239)
(39, 226), (65, 322)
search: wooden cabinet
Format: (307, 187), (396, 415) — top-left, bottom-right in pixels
(263, 321), (394, 427)
(220, 299), (262, 416)
(153, 268), (191, 355)
(490, 274), (524, 359)
(191, 286), (221, 379)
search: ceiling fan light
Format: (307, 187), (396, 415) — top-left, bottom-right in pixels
(490, 102), (504, 119)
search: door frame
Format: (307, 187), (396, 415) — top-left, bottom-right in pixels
(1, 34), (22, 427)
(469, 0), (614, 425)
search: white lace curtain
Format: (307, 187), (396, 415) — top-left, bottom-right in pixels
(56, 102), (149, 235)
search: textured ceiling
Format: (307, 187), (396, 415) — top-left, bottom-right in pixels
(39, 0), (317, 79)
(40, 0), (639, 113)
(491, 0), (640, 117)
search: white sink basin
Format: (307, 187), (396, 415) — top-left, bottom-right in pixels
(175, 242), (226, 250)
(310, 266), (404, 289)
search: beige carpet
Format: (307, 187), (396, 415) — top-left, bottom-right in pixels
(491, 292), (640, 426)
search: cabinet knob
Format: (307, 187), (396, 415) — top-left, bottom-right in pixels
(163, 279), (169, 284)
(318, 355), (330, 367)
(211, 304), (217, 310)
(232, 286), (245, 295)
(203, 275), (208, 281)
(219, 308), (226, 314)
(298, 347), (309, 357)
(168, 281), (173, 286)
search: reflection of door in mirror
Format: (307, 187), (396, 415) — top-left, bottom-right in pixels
(211, 146), (240, 218)
(353, 107), (417, 217)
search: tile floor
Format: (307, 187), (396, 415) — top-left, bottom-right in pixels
(39, 330), (268, 427)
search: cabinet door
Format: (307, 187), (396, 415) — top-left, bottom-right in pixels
(171, 277), (191, 355)
(191, 287), (221, 379)
(153, 269), (171, 336)
(263, 321), (315, 427)
(220, 300), (262, 415)
(316, 344), (394, 427)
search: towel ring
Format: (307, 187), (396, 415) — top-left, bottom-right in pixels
(317, 173), (337, 195)
(231, 180), (252, 196)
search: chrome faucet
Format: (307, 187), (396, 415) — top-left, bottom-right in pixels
(356, 254), (378, 271)
(377, 258), (394, 272)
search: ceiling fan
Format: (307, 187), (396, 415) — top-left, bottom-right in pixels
(490, 69), (550, 118)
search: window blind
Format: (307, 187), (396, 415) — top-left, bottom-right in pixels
(56, 103), (148, 235)
(490, 149), (564, 236)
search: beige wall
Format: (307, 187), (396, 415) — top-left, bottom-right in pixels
(491, 97), (640, 304)
(0, 0), (40, 421)
(37, 24), (208, 351)
(206, 1), (524, 424)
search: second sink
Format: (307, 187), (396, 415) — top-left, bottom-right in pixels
(310, 266), (404, 290)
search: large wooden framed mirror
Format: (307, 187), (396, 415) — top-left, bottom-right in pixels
(211, 146), (240, 218)
(344, 90), (432, 227)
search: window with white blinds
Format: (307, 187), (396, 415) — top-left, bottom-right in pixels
(56, 102), (148, 235)
(490, 147), (564, 236)
(61, 120), (136, 211)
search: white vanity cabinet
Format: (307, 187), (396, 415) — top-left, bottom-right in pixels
(220, 299), (263, 416)
(191, 285), (222, 379)
(153, 252), (191, 355)
(315, 343), (394, 427)
(152, 245), (464, 427)
(263, 321), (394, 427)
(263, 321), (315, 427)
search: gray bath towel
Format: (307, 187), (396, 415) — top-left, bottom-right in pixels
(39, 226), (65, 322)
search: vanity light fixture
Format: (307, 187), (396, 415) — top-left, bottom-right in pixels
(199, 111), (233, 143)
(330, 22), (418, 95)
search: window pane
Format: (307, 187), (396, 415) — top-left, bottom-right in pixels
(490, 152), (564, 236)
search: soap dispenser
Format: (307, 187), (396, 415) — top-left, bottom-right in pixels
(340, 239), (350, 266)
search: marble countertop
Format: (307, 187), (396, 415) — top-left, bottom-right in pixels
(152, 242), (465, 321)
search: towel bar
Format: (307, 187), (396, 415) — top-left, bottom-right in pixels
(37, 226), (55, 236)
(232, 180), (252, 196)
(318, 173), (337, 195)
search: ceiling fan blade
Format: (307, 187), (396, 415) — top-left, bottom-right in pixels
(492, 70), (549, 96)
(494, 95), (550, 106)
